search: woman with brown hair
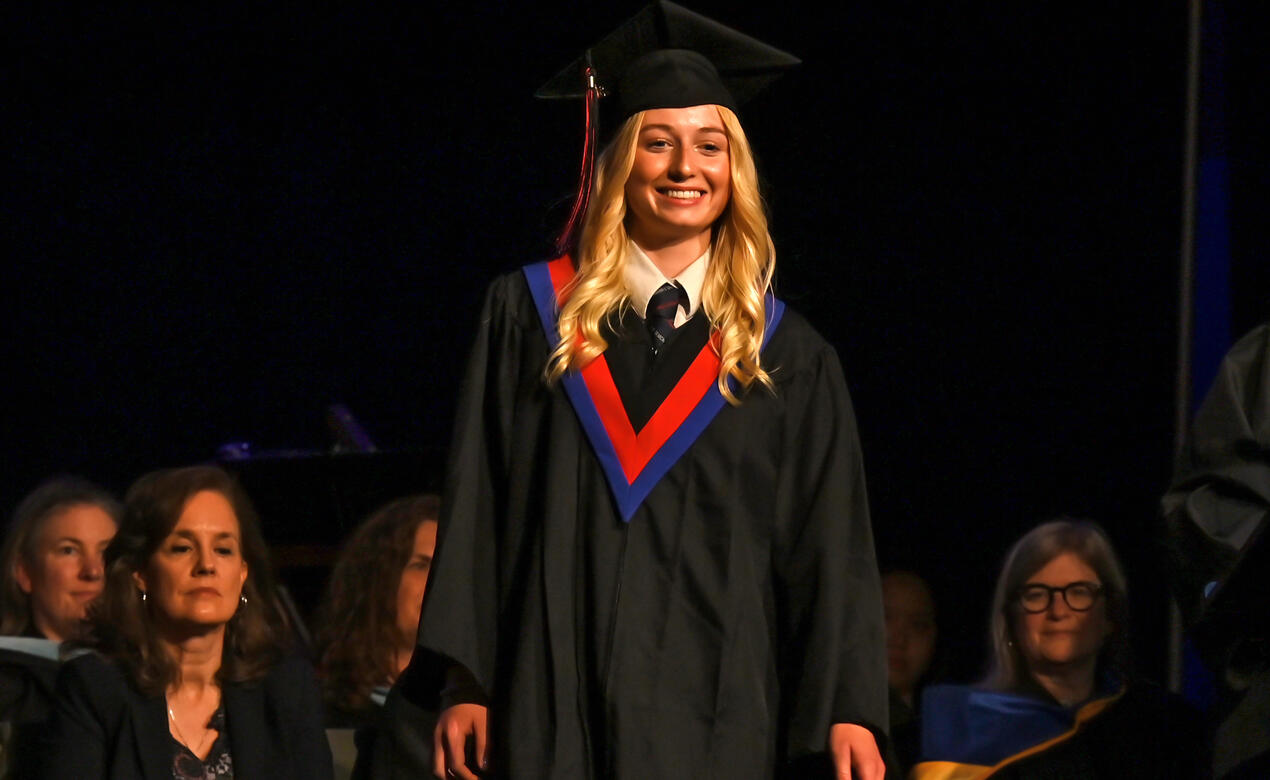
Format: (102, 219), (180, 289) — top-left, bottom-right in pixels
(38, 465), (332, 779)
(316, 494), (439, 722)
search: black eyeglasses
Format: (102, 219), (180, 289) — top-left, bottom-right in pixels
(1015, 581), (1104, 613)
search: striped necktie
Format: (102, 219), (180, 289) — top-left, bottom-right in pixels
(645, 282), (688, 354)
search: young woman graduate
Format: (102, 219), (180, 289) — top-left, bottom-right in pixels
(397, 3), (889, 778)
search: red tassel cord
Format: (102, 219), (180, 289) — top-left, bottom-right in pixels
(555, 59), (603, 259)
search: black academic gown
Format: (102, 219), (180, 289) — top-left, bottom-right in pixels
(408, 266), (887, 779)
(1163, 321), (1270, 778)
(990, 684), (1208, 780)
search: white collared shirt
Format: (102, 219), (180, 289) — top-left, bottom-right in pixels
(624, 241), (710, 328)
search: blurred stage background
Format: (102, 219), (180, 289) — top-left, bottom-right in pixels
(6, 2), (1268, 683)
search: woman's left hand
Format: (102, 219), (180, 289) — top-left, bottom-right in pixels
(828, 723), (885, 780)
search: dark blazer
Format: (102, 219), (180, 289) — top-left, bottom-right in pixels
(37, 650), (334, 779)
(0, 639), (62, 778)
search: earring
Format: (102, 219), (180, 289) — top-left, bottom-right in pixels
(240, 594), (248, 606)
(140, 591), (147, 602)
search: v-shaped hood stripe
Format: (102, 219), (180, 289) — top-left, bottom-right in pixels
(524, 257), (784, 521)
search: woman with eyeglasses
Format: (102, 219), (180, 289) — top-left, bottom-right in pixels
(911, 519), (1206, 779)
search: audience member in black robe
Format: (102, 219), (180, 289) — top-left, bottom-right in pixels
(1164, 321), (1270, 779)
(0, 476), (118, 777)
(914, 519), (1206, 779)
(394, 4), (888, 779)
(37, 465), (333, 779)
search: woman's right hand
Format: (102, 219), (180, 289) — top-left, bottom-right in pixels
(433, 702), (488, 779)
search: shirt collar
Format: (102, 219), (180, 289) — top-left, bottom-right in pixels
(625, 240), (710, 321)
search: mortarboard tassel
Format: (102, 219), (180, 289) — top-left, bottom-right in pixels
(554, 52), (604, 259)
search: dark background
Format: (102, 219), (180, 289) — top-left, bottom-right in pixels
(6, 2), (1268, 683)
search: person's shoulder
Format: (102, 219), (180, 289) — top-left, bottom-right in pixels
(256, 653), (332, 761)
(918, 682), (982, 714)
(235, 654), (320, 725)
(0, 638), (61, 682)
(1227, 320), (1270, 361)
(1093, 682), (1209, 766)
(477, 265), (543, 330)
(0, 638), (62, 720)
(0, 636), (61, 663)
(1114, 681), (1204, 728)
(769, 301), (821, 339)
(59, 650), (126, 687)
(763, 301), (850, 384)
(486, 266), (534, 298)
(767, 300), (825, 347)
(54, 650), (134, 718)
(260, 651), (318, 688)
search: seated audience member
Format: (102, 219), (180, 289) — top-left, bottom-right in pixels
(38, 465), (333, 779)
(2, 476), (120, 641)
(0, 476), (119, 778)
(913, 519), (1206, 779)
(881, 569), (937, 775)
(317, 494), (440, 725)
(316, 495), (439, 778)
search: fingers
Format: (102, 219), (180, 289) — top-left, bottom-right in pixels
(474, 711), (489, 771)
(836, 743), (853, 780)
(432, 721), (447, 779)
(839, 748), (885, 780)
(829, 723), (885, 780)
(433, 716), (478, 780)
(445, 722), (479, 780)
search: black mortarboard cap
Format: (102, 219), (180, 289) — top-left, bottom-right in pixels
(536, 1), (800, 118)
(539, 2), (799, 257)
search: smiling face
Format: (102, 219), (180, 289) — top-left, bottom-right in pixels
(16, 503), (117, 641)
(394, 519), (437, 652)
(1013, 551), (1113, 677)
(134, 490), (248, 637)
(623, 105), (732, 251)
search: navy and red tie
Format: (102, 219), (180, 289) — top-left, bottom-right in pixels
(645, 282), (689, 354)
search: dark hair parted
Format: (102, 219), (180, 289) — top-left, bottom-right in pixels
(83, 465), (289, 695)
(986, 518), (1131, 691)
(1, 476), (121, 637)
(316, 494), (440, 714)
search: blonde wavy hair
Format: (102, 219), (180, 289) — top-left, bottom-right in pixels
(546, 105), (776, 404)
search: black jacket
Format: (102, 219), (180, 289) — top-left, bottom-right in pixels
(37, 650), (333, 779)
(0, 639), (61, 778)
